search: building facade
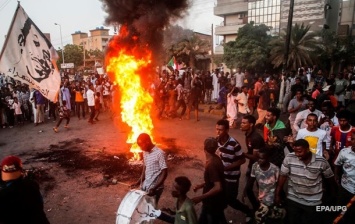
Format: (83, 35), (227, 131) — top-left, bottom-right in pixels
(214, 0), (249, 54)
(214, 0), (355, 54)
(338, 0), (355, 36)
(71, 27), (112, 51)
(248, 0), (281, 34)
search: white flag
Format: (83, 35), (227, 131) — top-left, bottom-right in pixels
(0, 4), (60, 102)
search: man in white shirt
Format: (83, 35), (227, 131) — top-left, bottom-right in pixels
(235, 86), (250, 127)
(234, 67), (245, 89)
(296, 113), (327, 158)
(293, 99), (322, 132)
(86, 84), (95, 124)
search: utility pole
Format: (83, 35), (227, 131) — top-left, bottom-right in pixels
(283, 0), (295, 72)
(54, 23), (65, 64)
(211, 23), (214, 72)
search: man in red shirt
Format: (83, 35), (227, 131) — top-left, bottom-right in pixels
(330, 110), (355, 164)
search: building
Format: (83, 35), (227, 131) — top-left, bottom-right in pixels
(248, 0), (281, 34)
(194, 32), (213, 71)
(281, 0), (330, 32)
(215, 0), (355, 55)
(338, 0), (355, 36)
(214, 0), (249, 54)
(71, 27), (112, 51)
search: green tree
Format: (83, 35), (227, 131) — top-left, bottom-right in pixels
(317, 29), (355, 73)
(87, 49), (104, 61)
(223, 22), (271, 71)
(56, 44), (84, 69)
(269, 23), (321, 71)
(173, 34), (210, 68)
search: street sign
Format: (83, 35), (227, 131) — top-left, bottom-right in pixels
(61, 63), (74, 69)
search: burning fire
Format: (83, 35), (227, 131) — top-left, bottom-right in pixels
(106, 27), (154, 161)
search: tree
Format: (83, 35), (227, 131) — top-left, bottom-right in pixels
(173, 34), (210, 68)
(56, 44), (84, 69)
(316, 29), (355, 73)
(87, 49), (104, 62)
(223, 22), (271, 72)
(269, 23), (321, 71)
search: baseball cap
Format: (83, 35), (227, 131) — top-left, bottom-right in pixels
(204, 137), (218, 154)
(1, 156), (23, 181)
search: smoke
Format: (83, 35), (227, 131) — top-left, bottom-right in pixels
(100, 0), (189, 61)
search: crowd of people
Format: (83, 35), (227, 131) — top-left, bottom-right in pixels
(1, 66), (355, 224)
(136, 66), (355, 224)
(0, 72), (115, 131)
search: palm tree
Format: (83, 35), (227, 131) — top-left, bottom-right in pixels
(269, 23), (321, 70)
(173, 34), (211, 69)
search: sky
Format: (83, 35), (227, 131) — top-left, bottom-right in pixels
(0, 0), (223, 51)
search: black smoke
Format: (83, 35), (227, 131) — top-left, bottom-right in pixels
(100, 0), (189, 61)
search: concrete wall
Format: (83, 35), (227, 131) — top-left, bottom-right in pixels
(214, 0), (248, 16)
(340, 0), (355, 35)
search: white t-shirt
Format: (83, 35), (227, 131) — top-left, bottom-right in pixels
(235, 73), (245, 88)
(86, 89), (95, 106)
(319, 114), (339, 149)
(296, 128), (326, 156)
(235, 92), (250, 114)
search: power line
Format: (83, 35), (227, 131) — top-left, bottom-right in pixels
(0, 0), (13, 12)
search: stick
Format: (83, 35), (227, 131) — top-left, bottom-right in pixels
(333, 195), (355, 224)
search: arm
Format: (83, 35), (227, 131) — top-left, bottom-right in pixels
(274, 175), (287, 205)
(322, 142), (329, 160)
(191, 181), (222, 204)
(288, 101), (302, 113)
(224, 156), (246, 171)
(334, 165), (342, 185)
(243, 149), (259, 164)
(131, 165), (146, 188)
(185, 202), (198, 224)
(324, 176), (337, 201)
(149, 168), (168, 195)
(193, 183), (205, 192)
(293, 112), (302, 132)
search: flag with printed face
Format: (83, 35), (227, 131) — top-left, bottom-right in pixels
(0, 3), (60, 102)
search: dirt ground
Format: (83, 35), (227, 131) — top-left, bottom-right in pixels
(0, 108), (253, 224)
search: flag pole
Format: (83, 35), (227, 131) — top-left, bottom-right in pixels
(0, 2), (21, 61)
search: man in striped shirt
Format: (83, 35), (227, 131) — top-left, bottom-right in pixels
(275, 139), (336, 224)
(215, 119), (253, 222)
(132, 133), (168, 204)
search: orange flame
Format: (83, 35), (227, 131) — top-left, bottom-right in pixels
(106, 28), (154, 160)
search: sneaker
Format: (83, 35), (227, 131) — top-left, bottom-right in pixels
(95, 118), (99, 121)
(9, 126), (13, 128)
(53, 127), (58, 133)
(64, 125), (69, 128)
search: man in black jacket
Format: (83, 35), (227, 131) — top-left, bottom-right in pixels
(0, 156), (50, 224)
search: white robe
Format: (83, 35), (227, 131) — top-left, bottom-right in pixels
(211, 73), (220, 102)
(29, 90), (37, 123)
(226, 93), (237, 126)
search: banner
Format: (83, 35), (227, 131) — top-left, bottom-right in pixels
(0, 3), (60, 102)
